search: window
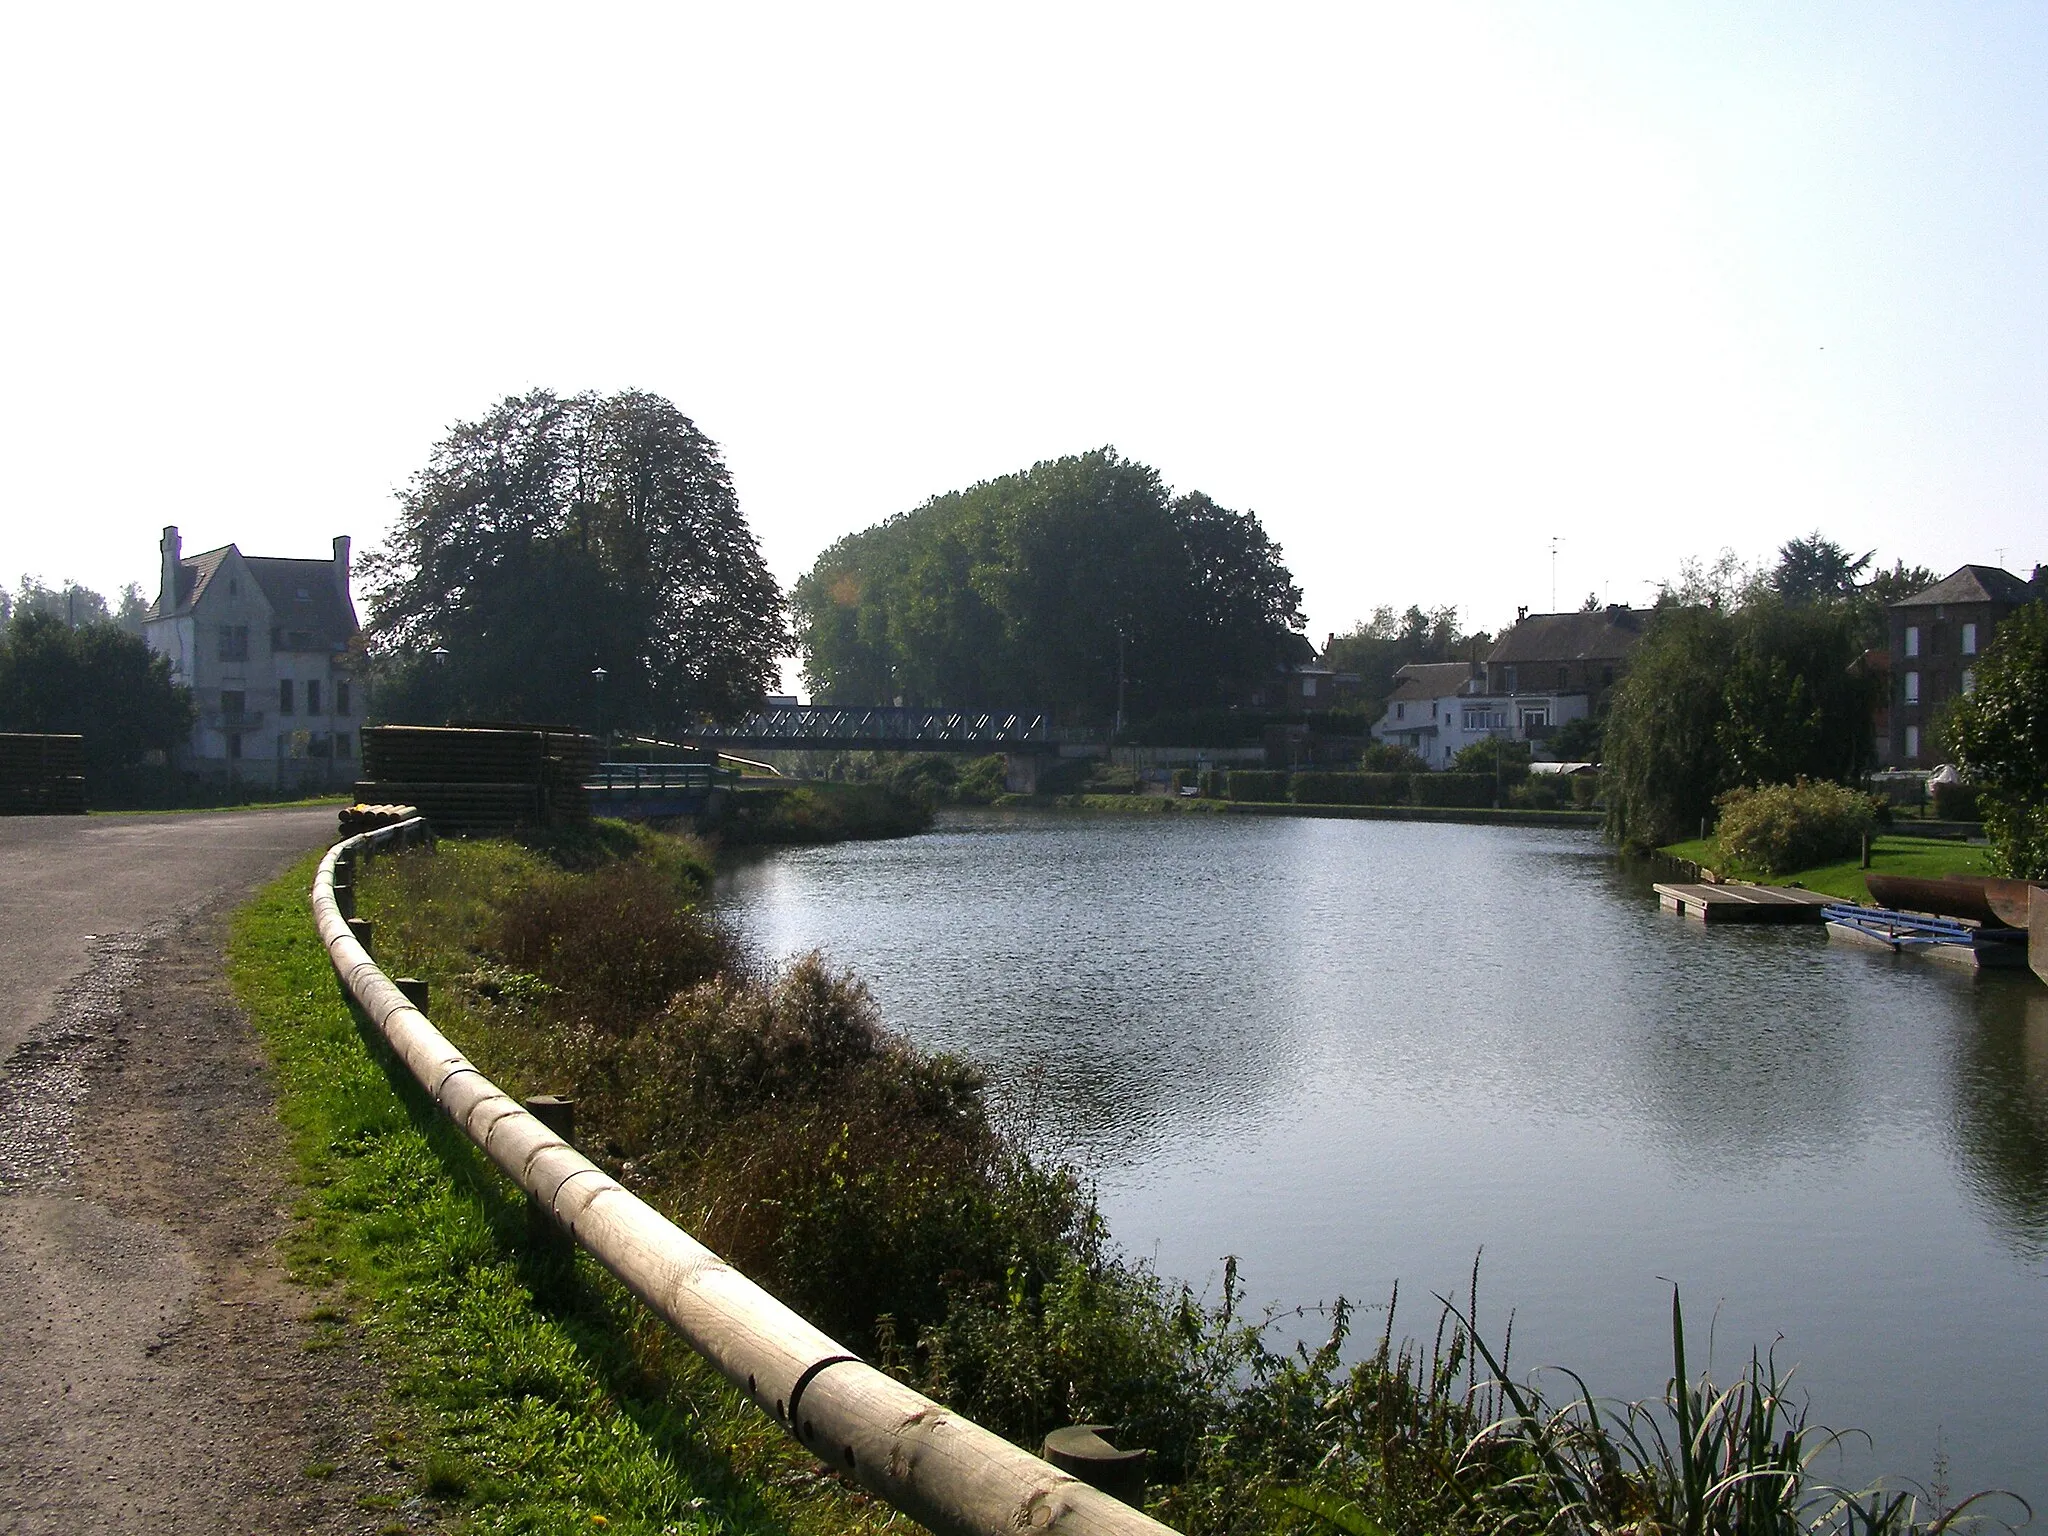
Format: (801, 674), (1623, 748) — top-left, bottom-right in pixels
(227, 732), (242, 759)
(1962, 669), (1976, 696)
(335, 730), (351, 758)
(1301, 676), (1317, 698)
(1963, 623), (1977, 655)
(1505, 665), (1518, 692)
(1396, 701), (1406, 720)
(335, 680), (351, 716)
(218, 624), (249, 662)
(279, 679), (295, 715)
(1462, 706), (1506, 731)
(1904, 671), (1919, 704)
(307, 679), (321, 714)
(1905, 724), (1920, 760)
(1602, 666), (1614, 688)
(221, 690), (245, 721)
(1557, 666), (1569, 689)
(1905, 625), (1919, 658)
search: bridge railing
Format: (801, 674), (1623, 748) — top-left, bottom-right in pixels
(693, 705), (1052, 748)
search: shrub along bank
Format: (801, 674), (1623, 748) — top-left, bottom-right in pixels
(328, 824), (1979, 1536)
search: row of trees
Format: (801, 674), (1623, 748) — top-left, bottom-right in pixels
(793, 450), (1306, 725)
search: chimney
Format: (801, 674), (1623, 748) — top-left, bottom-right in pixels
(160, 526), (181, 614)
(333, 534), (351, 595)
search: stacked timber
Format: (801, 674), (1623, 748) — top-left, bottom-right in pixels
(338, 802), (421, 837)
(356, 725), (597, 833)
(0, 733), (87, 815)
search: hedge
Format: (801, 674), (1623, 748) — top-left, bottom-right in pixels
(1226, 769), (1291, 802)
(1410, 773), (1496, 808)
(1931, 780), (1980, 822)
(1289, 771), (1409, 805)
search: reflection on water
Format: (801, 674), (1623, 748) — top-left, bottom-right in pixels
(717, 810), (2048, 1508)
(1950, 987), (2048, 1255)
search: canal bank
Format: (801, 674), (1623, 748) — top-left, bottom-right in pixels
(717, 808), (2048, 1512)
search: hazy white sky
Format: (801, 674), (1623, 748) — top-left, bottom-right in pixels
(4, 3), (2044, 679)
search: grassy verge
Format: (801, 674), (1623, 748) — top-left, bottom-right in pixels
(92, 793), (351, 816)
(1658, 834), (1995, 902)
(226, 850), (904, 1536)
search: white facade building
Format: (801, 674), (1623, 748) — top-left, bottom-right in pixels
(143, 526), (361, 789)
(1370, 661), (1592, 768)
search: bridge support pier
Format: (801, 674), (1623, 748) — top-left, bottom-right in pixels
(1004, 751), (1051, 794)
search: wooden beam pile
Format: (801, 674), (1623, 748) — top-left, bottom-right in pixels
(0, 733), (86, 815)
(356, 725), (598, 833)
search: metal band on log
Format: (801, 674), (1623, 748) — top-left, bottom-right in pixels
(310, 820), (1176, 1536)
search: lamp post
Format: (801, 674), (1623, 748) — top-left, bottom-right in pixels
(591, 666), (608, 740)
(429, 646), (450, 726)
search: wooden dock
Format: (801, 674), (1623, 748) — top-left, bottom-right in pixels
(1654, 882), (1836, 924)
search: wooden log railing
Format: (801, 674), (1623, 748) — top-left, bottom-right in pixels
(311, 818), (1177, 1536)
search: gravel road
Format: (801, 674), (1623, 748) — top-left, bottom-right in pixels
(0, 808), (428, 1533)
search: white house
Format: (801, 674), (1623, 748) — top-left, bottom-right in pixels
(143, 526), (361, 789)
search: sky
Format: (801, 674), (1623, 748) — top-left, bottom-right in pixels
(3, 2), (2045, 686)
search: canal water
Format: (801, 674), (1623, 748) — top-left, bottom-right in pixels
(716, 809), (2047, 1509)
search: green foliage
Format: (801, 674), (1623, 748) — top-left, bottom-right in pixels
(1944, 602), (2048, 876)
(1227, 769), (1290, 802)
(1360, 741), (1428, 773)
(0, 610), (193, 775)
(361, 388), (787, 731)
(719, 783), (932, 845)
(1290, 771), (1408, 805)
(1450, 736), (1530, 783)
(1770, 531), (1873, 605)
(792, 449), (1306, 725)
(1549, 714), (1604, 763)
(1603, 600), (1876, 849)
(1411, 773), (1496, 807)
(1713, 780), (1878, 877)
(953, 753), (1009, 804)
(1325, 606), (1483, 720)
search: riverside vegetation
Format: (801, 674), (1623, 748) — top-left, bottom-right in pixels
(306, 822), (2014, 1536)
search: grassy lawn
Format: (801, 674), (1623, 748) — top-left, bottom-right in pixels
(227, 854), (906, 1536)
(1658, 833), (1994, 903)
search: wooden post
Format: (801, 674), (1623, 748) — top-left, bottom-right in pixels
(524, 1094), (574, 1146)
(395, 977), (429, 1012)
(346, 917), (373, 956)
(1044, 1425), (1148, 1508)
(1860, 831), (1871, 869)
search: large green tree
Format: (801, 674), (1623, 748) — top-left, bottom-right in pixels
(1324, 604), (1483, 720)
(361, 390), (786, 730)
(0, 611), (193, 773)
(1603, 598), (1878, 848)
(1944, 602), (2048, 877)
(793, 450), (1305, 724)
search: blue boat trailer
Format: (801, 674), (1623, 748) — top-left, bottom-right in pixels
(1822, 903), (1977, 951)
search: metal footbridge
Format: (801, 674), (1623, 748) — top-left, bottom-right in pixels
(689, 705), (1052, 752)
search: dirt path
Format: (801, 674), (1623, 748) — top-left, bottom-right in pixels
(0, 810), (430, 1533)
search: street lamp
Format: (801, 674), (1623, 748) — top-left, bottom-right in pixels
(590, 667), (608, 740)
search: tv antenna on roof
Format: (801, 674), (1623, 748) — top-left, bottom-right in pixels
(1550, 537), (1563, 612)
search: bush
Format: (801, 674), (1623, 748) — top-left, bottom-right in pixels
(1932, 780), (1981, 822)
(1290, 770), (1409, 805)
(721, 782), (932, 845)
(1360, 741), (1427, 772)
(953, 753), (1009, 804)
(493, 857), (746, 1021)
(1226, 769), (1289, 802)
(1571, 772), (1602, 809)
(1713, 780), (1877, 876)
(1412, 773), (1495, 807)
(1197, 769), (1223, 798)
